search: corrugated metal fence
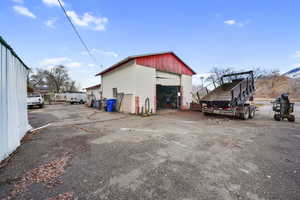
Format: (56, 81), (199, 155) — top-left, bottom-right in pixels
(0, 38), (30, 161)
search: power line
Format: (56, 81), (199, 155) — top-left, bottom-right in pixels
(57, 0), (100, 67)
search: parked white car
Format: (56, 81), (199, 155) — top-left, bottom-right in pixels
(27, 93), (44, 108)
(66, 92), (86, 104)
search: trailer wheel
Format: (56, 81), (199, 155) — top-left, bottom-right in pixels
(274, 114), (281, 121)
(241, 107), (250, 120)
(288, 115), (295, 122)
(249, 108), (255, 119)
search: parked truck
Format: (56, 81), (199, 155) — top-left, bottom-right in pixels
(66, 92), (86, 104)
(200, 71), (256, 119)
(27, 92), (44, 108)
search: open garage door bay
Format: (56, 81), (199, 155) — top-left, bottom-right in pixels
(156, 71), (181, 110)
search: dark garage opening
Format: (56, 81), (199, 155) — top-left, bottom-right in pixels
(156, 85), (180, 110)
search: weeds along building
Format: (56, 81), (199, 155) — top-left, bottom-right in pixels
(96, 52), (196, 114)
(0, 36), (30, 161)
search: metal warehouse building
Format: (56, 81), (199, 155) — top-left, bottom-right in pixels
(0, 36), (30, 161)
(96, 52), (195, 114)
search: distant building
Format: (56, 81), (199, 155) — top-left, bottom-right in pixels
(0, 36), (31, 161)
(34, 85), (50, 95)
(85, 84), (101, 106)
(96, 52), (195, 114)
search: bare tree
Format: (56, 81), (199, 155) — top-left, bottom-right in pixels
(262, 69), (280, 88)
(251, 67), (266, 80)
(205, 67), (236, 88)
(64, 80), (79, 92)
(28, 69), (47, 88)
(28, 65), (80, 93)
(44, 65), (70, 93)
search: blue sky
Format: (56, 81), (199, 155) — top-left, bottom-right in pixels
(1, 0), (300, 88)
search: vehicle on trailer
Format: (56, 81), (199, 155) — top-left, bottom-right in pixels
(271, 93), (295, 122)
(27, 92), (44, 108)
(66, 92), (86, 104)
(200, 71), (256, 120)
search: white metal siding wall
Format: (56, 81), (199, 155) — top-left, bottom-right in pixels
(101, 60), (137, 113)
(181, 74), (192, 109)
(135, 64), (156, 113)
(86, 88), (101, 100)
(0, 43), (29, 161)
(156, 71), (181, 86)
(100, 61), (193, 114)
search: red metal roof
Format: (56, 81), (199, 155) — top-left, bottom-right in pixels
(85, 84), (101, 90)
(95, 52), (196, 76)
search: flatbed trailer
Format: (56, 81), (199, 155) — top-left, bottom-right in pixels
(200, 71), (256, 119)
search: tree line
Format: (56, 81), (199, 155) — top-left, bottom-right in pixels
(28, 65), (80, 93)
(192, 67), (288, 102)
(201, 67), (280, 89)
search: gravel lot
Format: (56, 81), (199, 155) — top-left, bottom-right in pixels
(0, 103), (300, 200)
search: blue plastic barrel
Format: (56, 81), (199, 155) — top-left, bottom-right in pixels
(106, 99), (116, 112)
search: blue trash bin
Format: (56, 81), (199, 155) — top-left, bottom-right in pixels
(106, 99), (116, 112)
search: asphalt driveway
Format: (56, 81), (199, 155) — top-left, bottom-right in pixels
(0, 104), (299, 200)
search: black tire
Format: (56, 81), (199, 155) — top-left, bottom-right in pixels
(39, 104), (44, 108)
(249, 107), (255, 119)
(288, 115), (295, 122)
(274, 114), (281, 121)
(203, 112), (210, 116)
(241, 107), (250, 120)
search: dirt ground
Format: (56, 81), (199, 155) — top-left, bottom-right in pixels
(0, 103), (300, 200)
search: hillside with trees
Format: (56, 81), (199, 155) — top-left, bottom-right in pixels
(192, 67), (300, 102)
(255, 76), (300, 99)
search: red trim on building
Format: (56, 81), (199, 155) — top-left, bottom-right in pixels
(135, 96), (139, 114)
(153, 95), (156, 113)
(96, 52), (196, 76)
(136, 53), (194, 76)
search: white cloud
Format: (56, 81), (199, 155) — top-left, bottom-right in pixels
(82, 48), (118, 58)
(192, 73), (212, 85)
(40, 57), (85, 68)
(40, 57), (71, 66)
(224, 19), (236, 25)
(66, 62), (82, 67)
(66, 10), (108, 31)
(42, 0), (64, 7)
(45, 18), (57, 28)
(224, 19), (250, 27)
(11, 0), (24, 3)
(292, 51), (300, 58)
(101, 51), (118, 58)
(13, 6), (36, 19)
